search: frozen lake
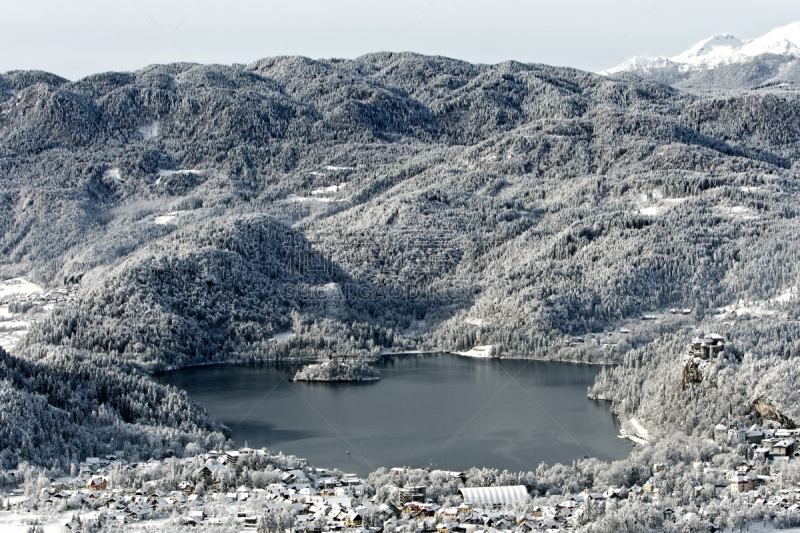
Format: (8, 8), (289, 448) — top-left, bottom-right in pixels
(156, 355), (631, 476)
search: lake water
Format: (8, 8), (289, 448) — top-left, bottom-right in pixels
(156, 355), (631, 476)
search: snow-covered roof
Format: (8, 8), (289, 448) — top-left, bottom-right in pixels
(459, 486), (528, 505)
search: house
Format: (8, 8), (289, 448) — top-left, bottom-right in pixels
(773, 438), (796, 457)
(236, 485), (251, 500)
(89, 476), (108, 491)
(440, 507), (459, 519)
(403, 502), (440, 518)
(178, 480), (195, 495)
(399, 486), (426, 505)
(747, 425), (764, 443)
(714, 424), (728, 443)
(345, 507), (367, 527)
(728, 424), (747, 444)
(731, 475), (755, 493)
(197, 464), (231, 484)
(755, 446), (772, 460)
(224, 451), (240, 467)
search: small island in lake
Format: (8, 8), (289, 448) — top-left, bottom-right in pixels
(293, 357), (381, 382)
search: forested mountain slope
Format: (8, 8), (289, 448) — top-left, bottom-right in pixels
(3, 52), (800, 463)
(0, 344), (227, 469)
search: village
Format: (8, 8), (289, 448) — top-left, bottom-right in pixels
(4, 415), (800, 533)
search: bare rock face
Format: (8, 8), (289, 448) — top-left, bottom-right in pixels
(752, 397), (796, 429)
(682, 359), (704, 390)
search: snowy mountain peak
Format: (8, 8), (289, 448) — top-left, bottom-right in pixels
(603, 21), (800, 75)
(672, 34), (744, 63)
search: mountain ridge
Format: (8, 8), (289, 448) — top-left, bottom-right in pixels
(603, 21), (800, 91)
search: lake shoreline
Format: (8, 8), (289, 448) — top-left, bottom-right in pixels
(156, 355), (632, 477)
(152, 351), (619, 376)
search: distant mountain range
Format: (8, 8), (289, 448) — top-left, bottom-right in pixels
(603, 21), (800, 90)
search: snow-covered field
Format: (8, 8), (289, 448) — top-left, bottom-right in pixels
(637, 191), (689, 217)
(312, 182), (348, 195)
(455, 345), (494, 358)
(272, 330), (296, 342)
(715, 204), (760, 219)
(138, 120), (159, 140)
(0, 509), (82, 533)
(639, 206), (662, 216)
(715, 287), (797, 320)
(153, 211), (185, 225)
(0, 278), (43, 300)
(0, 278), (75, 351)
(628, 418), (650, 443)
(284, 194), (345, 204)
(156, 168), (198, 177)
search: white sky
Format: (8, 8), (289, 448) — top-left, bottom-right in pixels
(2, 0), (800, 80)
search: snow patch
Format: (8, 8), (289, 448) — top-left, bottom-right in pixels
(717, 298), (781, 319)
(639, 206), (662, 216)
(629, 417), (650, 443)
(104, 168), (124, 183)
(153, 211), (185, 225)
(138, 120), (159, 140)
(464, 317), (489, 326)
(455, 345), (494, 358)
(155, 169), (200, 185)
(284, 194), (345, 204)
(157, 168), (197, 177)
(0, 278), (43, 300)
(312, 183), (348, 195)
(324, 165), (355, 171)
(774, 288), (797, 303)
(716, 205), (759, 219)
(272, 330), (296, 342)
(0, 509), (91, 532)
(638, 191), (689, 216)
(663, 197), (688, 205)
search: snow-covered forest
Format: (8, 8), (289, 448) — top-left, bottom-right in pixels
(293, 359), (380, 382)
(3, 50), (800, 530)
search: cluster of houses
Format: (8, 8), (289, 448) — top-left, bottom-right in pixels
(6, 435), (800, 532)
(1, 450), (636, 532)
(715, 421), (798, 460)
